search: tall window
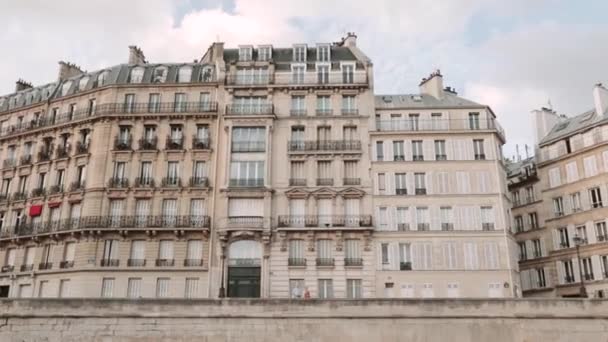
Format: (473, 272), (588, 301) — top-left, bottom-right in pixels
(317, 161), (332, 185)
(289, 240), (305, 264)
(589, 187), (603, 208)
(192, 161), (207, 185)
(434, 140), (446, 160)
(290, 95), (306, 116)
(177, 66), (192, 83)
(393, 141), (404, 161)
(290, 161), (305, 186)
(381, 243), (389, 265)
(258, 46), (271, 61)
(127, 278), (142, 298)
(316, 95), (331, 115)
(341, 95), (356, 114)
(293, 45), (307, 62)
(553, 197), (564, 217)
(318, 279), (334, 299)
(395, 173), (407, 195)
(412, 140), (423, 161)
(166, 161), (179, 185)
(317, 45), (330, 61)
(316, 239), (333, 265)
(129, 240), (146, 265)
(186, 240), (203, 266)
(139, 162), (153, 185)
(190, 199), (206, 226)
(158, 240), (174, 262)
(481, 206), (495, 230)
(558, 227), (570, 248)
(346, 279), (362, 299)
(230, 161), (264, 186)
(291, 64), (305, 83)
(101, 278), (114, 298)
(468, 112), (480, 129)
(563, 260), (575, 283)
(317, 64), (329, 84)
(232, 127), (266, 152)
(409, 114), (420, 131)
(343, 126), (357, 140)
(343, 161), (358, 185)
(149, 93), (160, 112)
(416, 207), (429, 231)
(156, 278), (170, 298)
(440, 207), (453, 231)
(238, 46), (252, 61)
(414, 173), (426, 195)
(162, 199), (177, 226)
(596, 221), (608, 240)
(473, 139), (485, 160)
(109, 200), (123, 227)
(571, 192), (582, 212)
(344, 239), (361, 265)
(377, 173), (386, 192)
(102, 240), (119, 264)
(342, 63), (354, 83)
(185, 278), (199, 298)
(376, 141), (384, 161)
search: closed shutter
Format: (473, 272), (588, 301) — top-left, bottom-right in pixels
(464, 242), (479, 270)
(584, 156), (598, 178)
(130, 240), (145, 260)
(24, 247), (35, 265)
(59, 280), (70, 298)
(187, 240), (203, 260)
(442, 242), (457, 269)
(64, 242), (75, 262)
(159, 240), (174, 260)
(127, 278), (142, 298)
(548, 168), (561, 188)
(566, 162), (578, 183)
(484, 242), (499, 269)
(185, 278), (199, 298)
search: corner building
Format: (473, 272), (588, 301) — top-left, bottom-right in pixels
(0, 34), (517, 299)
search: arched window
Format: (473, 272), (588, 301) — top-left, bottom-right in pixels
(228, 240), (262, 261)
(97, 70), (110, 86)
(178, 66), (192, 83)
(153, 66), (168, 83)
(78, 76), (89, 91)
(61, 81), (73, 96)
(129, 67), (145, 83)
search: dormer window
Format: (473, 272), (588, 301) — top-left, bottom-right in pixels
(239, 46), (253, 61)
(129, 67), (145, 83)
(293, 45), (307, 62)
(177, 66), (192, 83)
(61, 81), (73, 96)
(0, 98), (5, 107)
(78, 76), (89, 91)
(97, 70), (110, 86)
(200, 66), (214, 82)
(258, 46), (272, 61)
(153, 66), (168, 83)
(317, 44), (330, 62)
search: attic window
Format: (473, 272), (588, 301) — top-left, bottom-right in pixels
(153, 67), (168, 83)
(129, 67), (145, 83)
(412, 95), (422, 102)
(258, 46), (271, 61)
(293, 45), (307, 62)
(554, 122), (569, 131)
(178, 66), (192, 83)
(97, 71), (110, 87)
(317, 44), (330, 62)
(239, 46), (252, 61)
(200, 66), (214, 82)
(78, 76), (89, 91)
(61, 81), (73, 96)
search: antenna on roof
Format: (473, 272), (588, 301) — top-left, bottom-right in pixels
(546, 99), (553, 110)
(515, 144), (521, 162)
(215, 34), (220, 42)
(524, 144), (530, 159)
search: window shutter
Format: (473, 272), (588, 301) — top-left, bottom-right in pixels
(159, 240), (174, 260)
(130, 240), (145, 259)
(64, 243), (76, 261)
(187, 240), (203, 260)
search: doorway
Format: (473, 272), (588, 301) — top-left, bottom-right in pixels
(228, 266), (261, 298)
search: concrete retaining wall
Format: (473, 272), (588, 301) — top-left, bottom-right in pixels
(1, 299), (607, 342)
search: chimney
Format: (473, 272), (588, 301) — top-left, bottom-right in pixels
(342, 32), (357, 47)
(58, 61), (84, 81)
(128, 45), (147, 64)
(15, 79), (33, 92)
(593, 83), (608, 116)
(419, 70), (444, 99)
(531, 106), (563, 144)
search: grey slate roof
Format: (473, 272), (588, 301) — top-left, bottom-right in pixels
(0, 62), (215, 113)
(538, 108), (608, 146)
(506, 156), (536, 177)
(374, 93), (486, 110)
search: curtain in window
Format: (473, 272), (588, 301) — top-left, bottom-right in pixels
(167, 162), (179, 179)
(193, 162), (206, 179)
(64, 242), (75, 262)
(103, 240), (118, 260)
(130, 240), (146, 260)
(135, 200), (150, 227)
(185, 278), (199, 298)
(288, 240), (304, 259)
(156, 278), (169, 298)
(289, 199), (305, 226)
(109, 200), (123, 227)
(345, 239), (360, 259)
(228, 198), (263, 217)
(190, 199), (206, 226)
(186, 240), (203, 260)
(158, 240), (174, 260)
(316, 239), (332, 259)
(317, 199), (332, 226)
(127, 278), (142, 298)
(162, 200), (177, 226)
(101, 278), (114, 298)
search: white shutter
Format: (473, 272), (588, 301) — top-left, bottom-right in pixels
(101, 278), (114, 298)
(565, 162), (578, 183)
(318, 199), (332, 226)
(159, 240), (174, 260)
(584, 156), (598, 178)
(130, 240), (146, 259)
(64, 243), (76, 262)
(24, 247), (35, 265)
(187, 240), (203, 260)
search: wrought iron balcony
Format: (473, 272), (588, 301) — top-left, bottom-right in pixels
(415, 188), (427, 195)
(316, 258), (335, 266)
(417, 223), (430, 231)
(226, 104), (274, 115)
(413, 155), (424, 161)
(441, 223), (454, 231)
(75, 141), (89, 155)
(11, 192), (27, 201)
(59, 261), (74, 269)
(400, 261), (412, 271)
(138, 137), (157, 150)
(127, 259), (146, 267)
(344, 258), (363, 266)
(375, 118), (505, 138)
(231, 141), (265, 152)
(475, 154), (486, 160)
(108, 178), (129, 188)
(1, 265), (14, 273)
(113, 137), (132, 150)
(37, 150), (52, 162)
(396, 188), (407, 195)
(229, 178), (264, 187)
(343, 178), (361, 186)
(38, 262), (53, 270)
(482, 223), (495, 231)
(189, 177), (209, 188)
(0, 193), (8, 202)
(20, 155), (32, 166)
(3, 159), (16, 168)
(397, 223), (410, 231)
(341, 108), (359, 116)
(192, 137), (211, 150)
(316, 178), (334, 186)
(161, 177), (181, 188)
(227, 73), (271, 85)
(288, 258), (307, 266)
(289, 109), (307, 117)
(134, 177), (155, 188)
(227, 216), (265, 228)
(289, 178), (307, 186)
(20, 264), (34, 272)
(315, 109), (333, 116)
(48, 185), (63, 195)
(277, 215), (373, 228)
(393, 155), (405, 161)
(56, 146), (70, 159)
(69, 180), (85, 192)
(155, 259), (175, 267)
(288, 140), (361, 152)
(435, 154), (447, 161)
(564, 275), (575, 284)
(31, 188), (45, 197)
(165, 136), (184, 150)
(100, 259), (119, 267)
(184, 259), (204, 267)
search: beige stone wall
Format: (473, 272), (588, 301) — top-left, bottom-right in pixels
(0, 299), (607, 342)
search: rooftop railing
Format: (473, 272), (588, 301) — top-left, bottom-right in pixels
(273, 70), (368, 86)
(288, 140), (362, 152)
(375, 118), (505, 140)
(277, 215), (373, 228)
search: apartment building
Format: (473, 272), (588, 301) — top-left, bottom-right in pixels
(510, 84), (608, 298)
(0, 34), (516, 299)
(372, 71), (519, 298)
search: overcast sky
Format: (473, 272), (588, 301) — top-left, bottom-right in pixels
(0, 0), (606, 157)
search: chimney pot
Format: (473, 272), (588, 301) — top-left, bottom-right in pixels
(15, 79), (33, 92)
(128, 45), (147, 64)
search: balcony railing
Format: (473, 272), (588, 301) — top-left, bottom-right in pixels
(59, 261), (74, 269)
(138, 138), (157, 150)
(20, 264), (34, 272)
(415, 188), (427, 195)
(288, 258), (306, 266)
(393, 155), (405, 161)
(397, 223), (410, 231)
(48, 185), (63, 195)
(316, 258), (335, 267)
(37, 150), (52, 162)
(134, 177), (155, 188)
(108, 178), (129, 188)
(75, 142), (89, 155)
(226, 104), (274, 115)
(56, 146), (70, 159)
(12, 192), (27, 201)
(20, 155), (32, 166)
(113, 137), (132, 150)
(288, 140), (362, 152)
(226, 216), (265, 228)
(127, 259), (146, 267)
(100, 259), (119, 267)
(400, 261), (412, 271)
(155, 259), (175, 267)
(1, 265), (14, 273)
(482, 223), (495, 231)
(231, 141), (265, 152)
(289, 178), (306, 186)
(564, 275), (575, 284)
(343, 178), (361, 186)
(441, 223), (454, 231)
(344, 258), (363, 266)
(316, 178), (334, 186)
(38, 262), (52, 270)
(3, 159), (16, 168)
(273, 71), (368, 86)
(227, 74), (271, 85)
(165, 136), (184, 150)
(289, 109), (307, 117)
(375, 118), (505, 137)
(475, 154), (486, 160)
(192, 137), (211, 150)
(161, 177), (181, 188)
(396, 188), (407, 195)
(277, 215), (373, 228)
(184, 259), (203, 267)
(31, 188), (45, 197)
(189, 177), (209, 188)
(229, 178), (264, 187)
(69, 181), (85, 192)
(417, 223), (430, 231)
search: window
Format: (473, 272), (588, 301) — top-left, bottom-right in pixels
(185, 278), (199, 298)
(291, 64), (305, 83)
(258, 46), (271, 61)
(290, 96), (306, 116)
(316, 239), (332, 265)
(166, 161), (180, 184)
(473, 140), (485, 160)
(343, 161), (358, 185)
(177, 66), (192, 83)
(399, 243), (412, 269)
(153, 67), (167, 83)
(412, 140), (423, 161)
(129, 240), (146, 265)
(442, 242), (457, 270)
(102, 240), (119, 264)
(156, 278), (170, 298)
(289, 240), (305, 264)
(342, 63), (354, 84)
(565, 162), (579, 183)
(341, 95), (356, 114)
(391, 140), (404, 161)
(186, 239), (203, 266)
(381, 243), (389, 265)
(377, 173), (386, 191)
(529, 212), (539, 229)
(316, 95), (331, 115)
(571, 192), (582, 212)
(293, 45), (307, 62)
(377, 207), (389, 230)
(589, 187), (603, 208)
(409, 114), (420, 131)
(576, 225), (588, 242)
(162, 200), (177, 226)
(58, 279), (70, 298)
(346, 279), (362, 299)
(563, 259), (575, 283)
(101, 278), (114, 298)
(434, 140), (446, 160)
(289, 279), (305, 298)
(536, 268), (547, 288)
(192, 161), (207, 185)
(514, 216), (524, 233)
(414, 173), (426, 195)
(395, 173), (407, 195)
(583, 156), (598, 178)
(376, 141), (384, 161)
(129, 67), (144, 83)
(468, 112), (480, 129)
(396, 207), (409, 231)
(558, 227), (570, 248)
(464, 242), (480, 270)
(238, 46), (252, 61)
(231, 127), (266, 152)
(344, 239), (361, 265)
(127, 278), (142, 298)
(317, 44), (330, 61)
(416, 207), (429, 231)
(548, 168), (561, 188)
(518, 242), (527, 260)
(440, 207), (453, 231)
(596, 221), (608, 241)
(318, 279), (333, 299)
(553, 197), (564, 217)
(532, 239), (542, 258)
(316, 161), (332, 186)
(481, 206), (495, 230)
(174, 93), (187, 112)
(317, 64), (329, 84)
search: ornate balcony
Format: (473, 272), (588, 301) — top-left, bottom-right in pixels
(288, 258), (307, 266)
(343, 178), (360, 186)
(192, 137), (211, 150)
(113, 137), (132, 151)
(441, 223), (454, 231)
(48, 185), (63, 195)
(127, 259), (146, 267)
(20, 264), (34, 272)
(155, 259), (175, 267)
(344, 258), (363, 266)
(226, 104), (274, 115)
(107, 178), (129, 188)
(134, 177), (155, 188)
(11, 192), (27, 201)
(165, 136), (184, 150)
(161, 177), (181, 188)
(184, 259), (204, 267)
(75, 142), (89, 155)
(229, 178), (264, 187)
(289, 178), (306, 186)
(288, 140), (362, 152)
(69, 181), (85, 192)
(316, 258), (335, 267)
(374, 118), (506, 142)
(31, 188), (45, 197)
(138, 138), (157, 151)
(2, 159), (16, 168)
(56, 146), (70, 159)
(100, 259), (119, 267)
(189, 177), (209, 188)
(316, 178), (334, 186)
(277, 215), (373, 228)
(37, 150), (52, 162)
(341, 108), (359, 116)
(226, 216), (265, 228)
(20, 155), (32, 166)
(59, 261), (74, 269)
(38, 262), (53, 270)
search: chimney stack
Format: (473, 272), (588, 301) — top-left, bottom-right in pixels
(58, 61), (84, 81)
(593, 83), (608, 116)
(15, 79), (33, 92)
(531, 106), (563, 144)
(419, 69), (444, 99)
(128, 45), (147, 64)
(343, 32), (357, 47)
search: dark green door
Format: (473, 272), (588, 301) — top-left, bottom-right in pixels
(228, 267), (261, 298)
